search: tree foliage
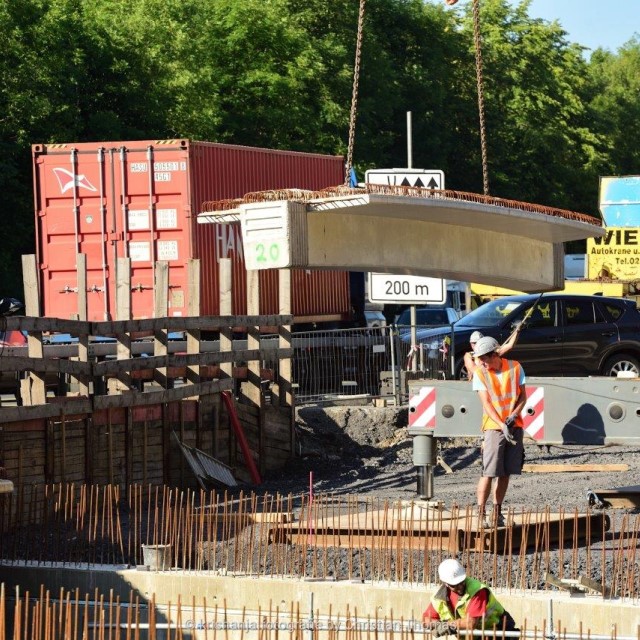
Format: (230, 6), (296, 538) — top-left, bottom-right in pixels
(0, 0), (639, 296)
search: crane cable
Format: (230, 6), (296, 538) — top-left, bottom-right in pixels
(345, 0), (366, 186)
(472, 0), (490, 195)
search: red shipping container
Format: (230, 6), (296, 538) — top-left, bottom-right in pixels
(32, 139), (351, 322)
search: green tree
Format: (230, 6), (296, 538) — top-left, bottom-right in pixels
(451, 0), (605, 215)
(0, 0), (168, 295)
(588, 38), (640, 176)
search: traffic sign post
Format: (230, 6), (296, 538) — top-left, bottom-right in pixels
(365, 168), (445, 190)
(368, 273), (446, 305)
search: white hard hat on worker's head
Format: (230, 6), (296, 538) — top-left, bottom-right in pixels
(470, 331), (484, 344)
(473, 336), (499, 358)
(438, 559), (466, 585)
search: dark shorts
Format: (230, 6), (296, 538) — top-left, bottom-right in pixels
(482, 428), (524, 477)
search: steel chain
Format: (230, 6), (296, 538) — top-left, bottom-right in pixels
(473, 0), (490, 195)
(345, 0), (366, 186)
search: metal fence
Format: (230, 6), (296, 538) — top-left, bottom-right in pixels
(263, 325), (454, 404)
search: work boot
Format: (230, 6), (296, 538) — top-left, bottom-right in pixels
(477, 508), (491, 529)
(493, 511), (506, 527)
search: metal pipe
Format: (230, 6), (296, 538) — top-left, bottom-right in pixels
(407, 111), (413, 169)
(146, 145), (157, 310)
(70, 148), (79, 256)
(119, 147), (129, 259)
(389, 325), (399, 405)
(97, 147), (109, 320)
(410, 306), (417, 372)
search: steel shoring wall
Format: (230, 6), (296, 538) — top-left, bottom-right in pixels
(269, 326), (452, 405)
(0, 485), (639, 602)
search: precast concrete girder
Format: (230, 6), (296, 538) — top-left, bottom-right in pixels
(305, 210), (563, 291)
(197, 190), (604, 292)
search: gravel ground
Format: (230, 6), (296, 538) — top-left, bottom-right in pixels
(254, 406), (640, 594)
(261, 406), (640, 510)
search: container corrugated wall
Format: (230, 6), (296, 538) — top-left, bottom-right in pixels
(32, 139), (351, 322)
(190, 142), (348, 318)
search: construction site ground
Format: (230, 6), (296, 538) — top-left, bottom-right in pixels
(2, 405), (639, 638)
(262, 405), (640, 511)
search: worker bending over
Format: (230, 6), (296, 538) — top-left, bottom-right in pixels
(423, 559), (518, 636)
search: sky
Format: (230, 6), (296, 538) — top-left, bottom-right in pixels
(445, 1), (639, 56)
(521, 0), (639, 55)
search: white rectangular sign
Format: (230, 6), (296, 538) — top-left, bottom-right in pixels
(365, 168), (445, 190)
(368, 273), (446, 304)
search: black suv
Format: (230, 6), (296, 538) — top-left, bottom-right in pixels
(413, 293), (640, 378)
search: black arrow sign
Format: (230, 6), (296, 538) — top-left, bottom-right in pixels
(427, 177), (439, 189)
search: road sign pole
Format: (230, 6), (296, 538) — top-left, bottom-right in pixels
(410, 306), (417, 373)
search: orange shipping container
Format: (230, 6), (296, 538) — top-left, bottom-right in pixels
(32, 139), (353, 322)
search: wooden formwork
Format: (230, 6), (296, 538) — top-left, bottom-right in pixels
(1, 259), (296, 495)
(276, 506), (610, 553)
(0, 396), (294, 492)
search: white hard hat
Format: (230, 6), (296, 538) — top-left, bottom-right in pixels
(473, 336), (499, 357)
(470, 331), (484, 343)
(438, 559), (466, 585)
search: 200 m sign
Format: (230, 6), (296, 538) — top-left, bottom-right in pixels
(368, 273), (446, 304)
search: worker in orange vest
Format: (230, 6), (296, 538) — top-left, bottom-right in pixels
(472, 336), (527, 528)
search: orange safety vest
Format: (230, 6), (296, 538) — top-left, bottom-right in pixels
(475, 359), (524, 431)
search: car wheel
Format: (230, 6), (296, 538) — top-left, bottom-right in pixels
(602, 354), (640, 377)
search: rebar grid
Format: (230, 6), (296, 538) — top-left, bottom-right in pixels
(1, 484), (638, 601)
(1, 585), (632, 640)
(200, 184), (601, 227)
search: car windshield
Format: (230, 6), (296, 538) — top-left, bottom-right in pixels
(398, 308), (451, 326)
(456, 298), (528, 328)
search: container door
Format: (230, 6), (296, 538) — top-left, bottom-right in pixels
(34, 142), (193, 321)
(113, 146), (192, 318)
(34, 147), (112, 320)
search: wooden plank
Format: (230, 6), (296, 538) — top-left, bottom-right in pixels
(111, 257), (132, 393)
(92, 378), (234, 410)
(545, 572), (580, 593)
(0, 399), (92, 423)
(91, 348), (291, 376)
(91, 314), (293, 336)
(587, 485), (640, 508)
(154, 261), (170, 389)
(45, 418), (55, 483)
(243, 269), (262, 408)
(76, 253), (88, 322)
(186, 258), (201, 386)
(3, 316), (92, 334)
(277, 268), (293, 409)
(22, 254), (46, 406)
(577, 575), (611, 597)
(522, 464), (629, 473)
(76, 255), (91, 396)
(6, 340), (289, 360)
(163, 402), (170, 485)
(85, 415), (94, 484)
(0, 356), (91, 376)
(281, 531), (456, 552)
(219, 258), (233, 381)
